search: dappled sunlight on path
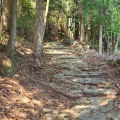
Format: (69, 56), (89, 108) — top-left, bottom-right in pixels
(0, 41), (119, 120)
(42, 42), (120, 120)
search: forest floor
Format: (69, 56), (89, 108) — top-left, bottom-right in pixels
(0, 41), (120, 120)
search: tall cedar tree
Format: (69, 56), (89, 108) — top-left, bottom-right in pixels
(34, 0), (43, 63)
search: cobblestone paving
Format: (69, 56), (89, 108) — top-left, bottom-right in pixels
(43, 42), (120, 120)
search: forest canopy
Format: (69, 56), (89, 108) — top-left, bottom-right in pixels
(0, 0), (120, 62)
(0, 0), (120, 52)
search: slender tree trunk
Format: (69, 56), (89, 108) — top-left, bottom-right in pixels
(80, 14), (85, 41)
(34, 0), (43, 62)
(99, 24), (103, 55)
(99, 7), (103, 55)
(90, 17), (93, 43)
(58, 12), (62, 38)
(78, 2), (85, 42)
(1, 0), (11, 31)
(0, 0), (3, 31)
(115, 33), (120, 53)
(17, 0), (23, 17)
(43, 0), (50, 39)
(68, 17), (73, 38)
(79, 19), (81, 38)
(74, 16), (79, 39)
(0, 0), (3, 22)
(34, 0), (50, 62)
(5, 0), (17, 77)
(6, 0), (17, 56)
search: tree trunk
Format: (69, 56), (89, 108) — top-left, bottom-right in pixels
(78, 2), (85, 42)
(1, 0), (12, 33)
(90, 17), (93, 43)
(0, 0), (3, 32)
(0, 0), (3, 22)
(99, 24), (103, 55)
(115, 33), (120, 53)
(68, 17), (74, 38)
(5, 0), (17, 77)
(74, 16), (79, 39)
(17, 0), (23, 17)
(43, 0), (50, 39)
(6, 0), (17, 56)
(80, 14), (85, 42)
(58, 12), (63, 39)
(99, 7), (103, 55)
(34, 0), (43, 62)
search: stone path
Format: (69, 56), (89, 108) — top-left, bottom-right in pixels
(43, 42), (120, 120)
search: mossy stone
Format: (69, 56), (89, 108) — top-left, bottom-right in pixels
(2, 59), (14, 77)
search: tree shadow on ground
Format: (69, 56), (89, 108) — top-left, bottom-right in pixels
(0, 42), (120, 120)
(0, 74), (119, 120)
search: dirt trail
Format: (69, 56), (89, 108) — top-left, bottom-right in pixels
(42, 42), (120, 120)
(0, 41), (120, 120)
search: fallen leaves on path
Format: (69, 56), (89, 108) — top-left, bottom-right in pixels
(0, 41), (120, 120)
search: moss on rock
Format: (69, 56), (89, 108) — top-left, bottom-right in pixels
(0, 53), (14, 77)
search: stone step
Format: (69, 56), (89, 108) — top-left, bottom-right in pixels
(54, 71), (90, 78)
(43, 49), (74, 52)
(43, 49), (73, 54)
(55, 74), (111, 85)
(70, 90), (83, 94)
(54, 71), (76, 78)
(62, 77), (114, 89)
(83, 89), (115, 97)
(57, 56), (80, 59)
(106, 112), (120, 120)
(43, 42), (62, 45)
(43, 45), (69, 49)
(74, 73), (100, 78)
(80, 68), (99, 72)
(70, 89), (116, 97)
(72, 77), (112, 84)
(84, 78), (106, 85)
(57, 72), (99, 78)
(52, 59), (85, 63)
(44, 53), (73, 56)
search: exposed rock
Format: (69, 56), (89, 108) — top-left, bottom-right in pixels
(54, 73), (64, 78)
(44, 44), (67, 49)
(83, 89), (115, 97)
(99, 106), (113, 113)
(42, 42), (117, 119)
(93, 113), (106, 120)
(62, 70), (76, 76)
(58, 56), (80, 59)
(106, 112), (120, 120)
(62, 37), (75, 45)
(75, 73), (89, 78)
(84, 78), (105, 85)
(106, 55), (120, 66)
(90, 105), (99, 111)
(76, 109), (91, 119)
(0, 53), (14, 77)
(106, 55), (115, 62)
(70, 65), (81, 73)
(71, 78), (85, 83)
(70, 90), (83, 94)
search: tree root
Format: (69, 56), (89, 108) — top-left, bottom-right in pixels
(41, 82), (82, 99)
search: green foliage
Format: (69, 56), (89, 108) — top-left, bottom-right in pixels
(0, 34), (6, 43)
(10, 0), (120, 50)
(17, 0), (35, 41)
(83, 0), (120, 50)
(0, 34), (6, 51)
